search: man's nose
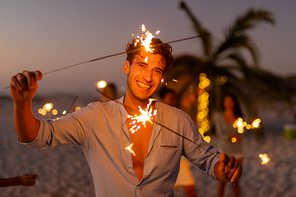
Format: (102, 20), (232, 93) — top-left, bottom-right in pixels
(143, 69), (153, 82)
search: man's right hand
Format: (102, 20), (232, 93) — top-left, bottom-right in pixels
(10, 70), (43, 102)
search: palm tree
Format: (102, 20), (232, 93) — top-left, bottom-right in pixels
(163, 1), (293, 140)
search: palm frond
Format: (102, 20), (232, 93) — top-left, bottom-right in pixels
(179, 1), (212, 58)
(214, 34), (259, 66)
(231, 7), (275, 35)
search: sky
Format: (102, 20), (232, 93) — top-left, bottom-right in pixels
(1, 0), (295, 97)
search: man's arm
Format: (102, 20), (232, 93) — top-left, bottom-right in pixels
(10, 70), (43, 142)
(0, 174), (38, 187)
(214, 152), (242, 183)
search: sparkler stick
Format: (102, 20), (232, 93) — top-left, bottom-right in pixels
(4, 34), (209, 89)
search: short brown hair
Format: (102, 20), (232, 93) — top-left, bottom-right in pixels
(125, 38), (173, 74)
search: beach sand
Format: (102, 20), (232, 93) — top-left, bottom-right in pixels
(1, 95), (295, 197)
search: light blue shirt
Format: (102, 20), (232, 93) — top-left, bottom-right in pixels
(22, 97), (220, 197)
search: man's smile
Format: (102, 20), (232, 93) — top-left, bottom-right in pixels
(137, 81), (152, 90)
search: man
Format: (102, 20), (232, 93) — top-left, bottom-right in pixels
(10, 38), (242, 197)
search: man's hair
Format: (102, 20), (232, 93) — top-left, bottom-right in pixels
(125, 38), (173, 74)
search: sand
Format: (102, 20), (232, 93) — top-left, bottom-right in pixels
(1, 95), (295, 197)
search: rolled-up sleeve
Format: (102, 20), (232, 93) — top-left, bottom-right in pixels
(19, 104), (94, 149)
(183, 115), (221, 181)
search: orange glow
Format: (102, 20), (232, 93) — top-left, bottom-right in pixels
(125, 143), (136, 156)
(231, 137), (237, 143)
(134, 24), (160, 53)
(44, 103), (53, 112)
(52, 109), (58, 115)
(97, 80), (107, 89)
(259, 153), (270, 165)
(127, 99), (156, 134)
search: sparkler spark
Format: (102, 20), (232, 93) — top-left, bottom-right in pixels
(136, 24), (159, 53)
(259, 153), (270, 165)
(127, 98), (157, 134)
(125, 143), (136, 156)
(233, 117), (261, 133)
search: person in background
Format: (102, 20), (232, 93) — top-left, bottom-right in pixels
(212, 93), (243, 197)
(100, 83), (118, 102)
(159, 87), (198, 197)
(0, 174), (37, 188)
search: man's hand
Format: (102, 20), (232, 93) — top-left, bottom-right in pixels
(215, 152), (242, 183)
(10, 70), (42, 143)
(10, 70), (43, 102)
(18, 174), (38, 186)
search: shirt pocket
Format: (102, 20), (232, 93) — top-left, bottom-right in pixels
(160, 142), (180, 158)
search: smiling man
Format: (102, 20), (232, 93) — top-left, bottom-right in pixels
(10, 37), (242, 197)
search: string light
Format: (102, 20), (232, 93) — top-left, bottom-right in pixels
(196, 73), (210, 141)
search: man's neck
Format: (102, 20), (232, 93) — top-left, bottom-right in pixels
(123, 95), (151, 115)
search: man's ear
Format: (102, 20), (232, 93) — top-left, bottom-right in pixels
(123, 60), (130, 74)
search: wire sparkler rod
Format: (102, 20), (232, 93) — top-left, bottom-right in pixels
(4, 33), (209, 89)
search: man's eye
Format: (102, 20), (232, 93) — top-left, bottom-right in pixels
(155, 70), (162, 75)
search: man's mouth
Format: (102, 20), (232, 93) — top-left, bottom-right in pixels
(137, 82), (151, 90)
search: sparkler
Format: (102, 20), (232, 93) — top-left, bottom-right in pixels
(259, 153), (270, 165)
(233, 117), (261, 133)
(127, 98), (157, 134)
(4, 33), (210, 89)
(125, 143), (136, 156)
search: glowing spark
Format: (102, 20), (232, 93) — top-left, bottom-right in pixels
(233, 117), (261, 133)
(252, 118), (261, 128)
(161, 79), (164, 83)
(144, 57), (148, 62)
(127, 99), (157, 134)
(259, 153), (270, 165)
(125, 143), (136, 156)
(141, 24), (146, 32)
(97, 80), (107, 89)
(172, 79), (178, 83)
(134, 24), (160, 53)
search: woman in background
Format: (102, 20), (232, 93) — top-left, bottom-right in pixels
(212, 93), (243, 197)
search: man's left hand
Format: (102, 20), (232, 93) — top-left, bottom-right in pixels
(215, 152), (242, 183)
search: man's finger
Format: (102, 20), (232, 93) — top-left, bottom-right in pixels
(228, 160), (239, 178)
(225, 156), (235, 174)
(15, 73), (28, 89)
(231, 164), (242, 183)
(34, 70), (43, 81)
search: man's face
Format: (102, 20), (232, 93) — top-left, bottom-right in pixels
(124, 50), (165, 101)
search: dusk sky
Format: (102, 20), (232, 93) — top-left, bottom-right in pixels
(1, 1), (295, 96)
